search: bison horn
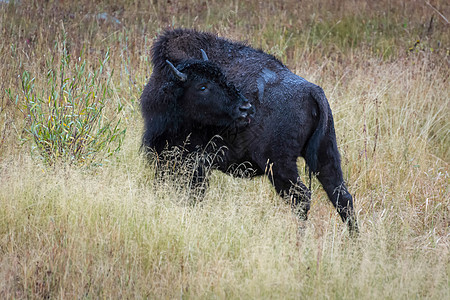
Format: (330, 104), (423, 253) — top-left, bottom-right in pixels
(200, 49), (209, 61)
(166, 60), (187, 82)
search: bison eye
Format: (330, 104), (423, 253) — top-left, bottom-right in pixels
(199, 86), (207, 91)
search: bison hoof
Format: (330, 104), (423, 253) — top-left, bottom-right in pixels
(295, 209), (308, 221)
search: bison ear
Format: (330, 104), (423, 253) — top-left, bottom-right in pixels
(200, 49), (208, 61)
(166, 60), (187, 82)
(161, 82), (171, 95)
(161, 82), (175, 96)
(162, 82), (184, 100)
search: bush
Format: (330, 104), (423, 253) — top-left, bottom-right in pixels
(11, 31), (126, 166)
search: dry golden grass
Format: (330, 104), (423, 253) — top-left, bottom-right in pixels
(0, 0), (448, 298)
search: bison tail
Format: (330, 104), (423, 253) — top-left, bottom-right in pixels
(304, 86), (329, 175)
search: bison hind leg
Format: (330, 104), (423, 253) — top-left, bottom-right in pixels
(269, 163), (312, 220)
(316, 152), (359, 234)
(288, 178), (312, 220)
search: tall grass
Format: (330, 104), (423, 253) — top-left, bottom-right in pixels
(1, 0), (448, 298)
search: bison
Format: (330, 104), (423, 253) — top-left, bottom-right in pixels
(141, 28), (358, 233)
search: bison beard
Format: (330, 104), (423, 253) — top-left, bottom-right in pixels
(141, 28), (358, 234)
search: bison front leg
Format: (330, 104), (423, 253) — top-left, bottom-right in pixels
(188, 154), (212, 203)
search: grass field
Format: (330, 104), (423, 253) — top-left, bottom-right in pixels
(0, 0), (449, 298)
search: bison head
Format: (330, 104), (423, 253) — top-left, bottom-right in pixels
(164, 56), (253, 128)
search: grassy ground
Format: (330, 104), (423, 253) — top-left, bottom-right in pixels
(0, 0), (448, 298)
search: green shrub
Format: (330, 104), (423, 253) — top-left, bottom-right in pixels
(13, 31), (126, 166)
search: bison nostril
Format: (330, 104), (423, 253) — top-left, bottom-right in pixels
(239, 102), (252, 111)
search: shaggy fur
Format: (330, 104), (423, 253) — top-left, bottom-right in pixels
(141, 28), (358, 232)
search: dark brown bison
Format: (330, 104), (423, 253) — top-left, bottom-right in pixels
(141, 28), (358, 233)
